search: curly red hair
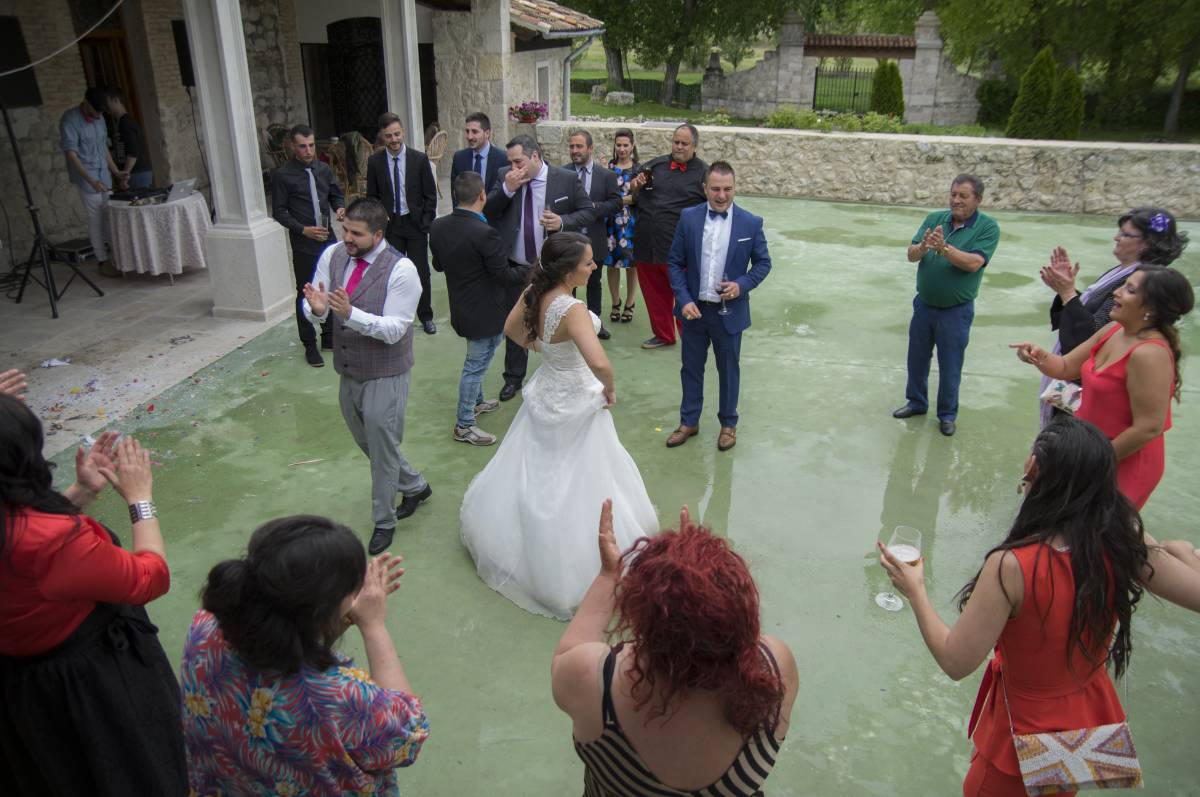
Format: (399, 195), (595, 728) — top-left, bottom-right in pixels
(611, 523), (783, 735)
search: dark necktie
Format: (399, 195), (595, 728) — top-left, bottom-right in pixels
(708, 209), (728, 220)
(522, 183), (537, 264)
(474, 152), (482, 176)
(392, 156), (401, 215)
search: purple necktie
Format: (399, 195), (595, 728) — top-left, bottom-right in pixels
(522, 182), (537, 264)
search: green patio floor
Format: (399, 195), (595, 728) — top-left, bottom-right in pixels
(60, 198), (1200, 796)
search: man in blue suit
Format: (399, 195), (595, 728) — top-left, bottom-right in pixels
(666, 161), (771, 451)
(450, 112), (508, 208)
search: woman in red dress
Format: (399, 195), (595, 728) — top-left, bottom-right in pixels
(0, 394), (185, 795)
(879, 417), (1200, 796)
(1013, 264), (1194, 508)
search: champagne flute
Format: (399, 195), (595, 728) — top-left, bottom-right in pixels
(875, 525), (922, 612)
(718, 270), (731, 316)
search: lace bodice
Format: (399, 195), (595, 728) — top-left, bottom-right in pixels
(540, 294), (600, 371)
(524, 294), (604, 416)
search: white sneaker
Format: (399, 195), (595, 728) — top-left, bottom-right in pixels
(454, 425), (497, 446)
(474, 399), (501, 414)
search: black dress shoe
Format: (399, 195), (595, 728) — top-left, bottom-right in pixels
(499, 383), (519, 402)
(396, 484), (433, 520)
(368, 526), (395, 555)
(303, 342), (324, 367)
(598, 326), (612, 340)
(422, 319), (437, 334)
(892, 405), (926, 419)
(939, 420), (957, 437)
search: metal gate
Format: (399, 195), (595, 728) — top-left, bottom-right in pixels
(812, 67), (875, 113)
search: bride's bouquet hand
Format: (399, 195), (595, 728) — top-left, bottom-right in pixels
(598, 499), (622, 576)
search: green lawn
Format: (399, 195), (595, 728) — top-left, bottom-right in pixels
(572, 68), (705, 86)
(569, 93), (761, 127)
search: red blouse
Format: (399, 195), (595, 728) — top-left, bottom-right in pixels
(0, 508), (170, 656)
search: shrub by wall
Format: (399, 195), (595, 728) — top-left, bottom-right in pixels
(1006, 47), (1057, 139)
(976, 79), (1018, 127)
(870, 61), (905, 118)
(1050, 67), (1085, 140)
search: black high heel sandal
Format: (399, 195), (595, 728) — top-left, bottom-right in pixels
(621, 302), (636, 323)
(609, 302), (622, 323)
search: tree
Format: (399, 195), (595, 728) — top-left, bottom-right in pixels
(572, 0), (644, 89)
(1048, 66), (1084, 139)
(870, 60), (904, 117)
(1006, 46), (1057, 139)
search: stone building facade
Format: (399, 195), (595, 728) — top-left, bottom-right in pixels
(536, 120), (1200, 218)
(702, 10), (979, 125)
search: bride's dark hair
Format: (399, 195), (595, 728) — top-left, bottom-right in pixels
(522, 231), (591, 343)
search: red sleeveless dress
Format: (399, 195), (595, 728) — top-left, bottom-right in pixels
(967, 543), (1124, 791)
(1075, 324), (1173, 509)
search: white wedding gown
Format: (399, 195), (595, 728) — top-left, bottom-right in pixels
(460, 294), (659, 620)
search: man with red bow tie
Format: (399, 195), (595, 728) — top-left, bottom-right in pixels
(628, 123), (708, 349)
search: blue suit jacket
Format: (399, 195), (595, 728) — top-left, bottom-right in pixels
(668, 203), (772, 335)
(450, 145), (509, 206)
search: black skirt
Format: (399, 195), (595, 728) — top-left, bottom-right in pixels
(0, 602), (188, 796)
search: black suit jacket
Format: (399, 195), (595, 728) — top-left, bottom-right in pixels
(576, 162), (622, 265)
(430, 208), (529, 339)
(271, 158), (345, 256)
(483, 164), (595, 262)
(450, 146), (509, 206)
(366, 147), (437, 234)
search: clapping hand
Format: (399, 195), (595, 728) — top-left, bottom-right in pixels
(303, 281), (330, 316)
(1039, 246), (1079, 298)
(74, 431), (120, 496)
(597, 499), (622, 576)
(0, 369), (28, 399)
(927, 225), (946, 253)
(348, 553), (406, 629)
(97, 436), (153, 503)
(328, 287), (352, 319)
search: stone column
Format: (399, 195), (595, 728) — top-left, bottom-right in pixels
(701, 50), (724, 112)
(183, 0), (293, 321)
(476, 0), (512, 141)
(381, 0), (425, 150)
(775, 11), (812, 109)
(908, 10), (943, 124)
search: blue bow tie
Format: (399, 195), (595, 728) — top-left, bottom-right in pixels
(708, 209), (728, 220)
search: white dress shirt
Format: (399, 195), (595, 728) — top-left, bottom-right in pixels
(302, 238), (421, 344)
(699, 206), (732, 302)
(388, 145), (408, 216)
(502, 161), (549, 265)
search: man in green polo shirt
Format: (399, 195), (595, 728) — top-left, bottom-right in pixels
(892, 174), (1000, 436)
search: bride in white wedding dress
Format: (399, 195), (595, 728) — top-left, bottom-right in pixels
(460, 232), (658, 620)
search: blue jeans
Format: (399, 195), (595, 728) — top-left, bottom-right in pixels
(458, 333), (503, 428)
(904, 296), (974, 422)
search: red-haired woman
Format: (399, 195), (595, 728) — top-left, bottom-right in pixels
(551, 501), (799, 796)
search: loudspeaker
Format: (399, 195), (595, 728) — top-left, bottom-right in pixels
(171, 20), (195, 88)
(0, 17), (42, 108)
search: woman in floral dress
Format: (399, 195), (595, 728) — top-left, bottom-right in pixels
(605, 129), (640, 323)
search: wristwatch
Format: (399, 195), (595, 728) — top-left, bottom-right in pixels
(128, 500), (158, 524)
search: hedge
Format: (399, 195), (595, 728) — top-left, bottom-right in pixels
(1006, 47), (1057, 139)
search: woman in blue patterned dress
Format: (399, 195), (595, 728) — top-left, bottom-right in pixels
(181, 516), (428, 797)
(605, 129), (639, 323)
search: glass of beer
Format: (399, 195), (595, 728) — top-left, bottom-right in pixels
(875, 525), (922, 612)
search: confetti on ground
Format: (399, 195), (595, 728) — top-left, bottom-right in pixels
(288, 458), (326, 467)
(655, 427), (663, 432)
(39, 358), (71, 368)
(147, 404), (155, 412)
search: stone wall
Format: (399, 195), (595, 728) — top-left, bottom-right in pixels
(241, 0), (307, 138)
(509, 48), (566, 126)
(537, 120), (1200, 218)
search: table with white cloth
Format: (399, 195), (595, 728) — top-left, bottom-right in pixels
(107, 192), (211, 281)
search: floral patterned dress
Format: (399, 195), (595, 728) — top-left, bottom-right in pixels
(181, 610), (429, 797)
(605, 162), (638, 268)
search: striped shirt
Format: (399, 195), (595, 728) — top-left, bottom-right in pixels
(574, 644), (782, 796)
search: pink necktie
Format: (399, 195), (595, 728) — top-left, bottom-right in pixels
(345, 257), (369, 296)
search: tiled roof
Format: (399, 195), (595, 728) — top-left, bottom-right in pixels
(804, 33), (916, 49)
(510, 0), (604, 36)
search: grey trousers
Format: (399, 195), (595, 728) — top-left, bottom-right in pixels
(338, 372), (427, 529)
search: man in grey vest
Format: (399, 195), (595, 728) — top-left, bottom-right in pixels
(302, 197), (431, 554)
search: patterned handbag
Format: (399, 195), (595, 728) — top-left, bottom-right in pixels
(1003, 681), (1143, 794)
(1039, 379), (1082, 415)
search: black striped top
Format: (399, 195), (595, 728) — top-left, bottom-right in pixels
(573, 643), (783, 797)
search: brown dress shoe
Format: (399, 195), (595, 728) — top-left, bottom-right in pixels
(666, 425), (698, 448)
(717, 426), (737, 451)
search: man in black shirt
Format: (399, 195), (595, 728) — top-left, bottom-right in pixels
(271, 124), (346, 366)
(103, 90), (153, 189)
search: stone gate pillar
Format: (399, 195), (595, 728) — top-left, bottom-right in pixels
(381, 0), (425, 150)
(183, 0), (292, 321)
(775, 10), (814, 109)
(908, 10), (942, 124)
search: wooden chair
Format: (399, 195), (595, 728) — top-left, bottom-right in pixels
(425, 129), (448, 197)
(265, 123), (291, 169)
